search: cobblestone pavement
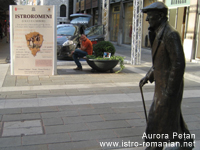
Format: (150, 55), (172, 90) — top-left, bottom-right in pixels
(0, 37), (200, 150)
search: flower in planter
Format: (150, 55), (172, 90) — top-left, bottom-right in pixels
(93, 41), (116, 57)
(86, 41), (125, 73)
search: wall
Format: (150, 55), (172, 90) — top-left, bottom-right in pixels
(184, 0), (198, 61)
(47, 0), (68, 18)
(46, 0), (69, 24)
(176, 7), (184, 41)
(142, 0), (153, 47)
(169, 9), (176, 28)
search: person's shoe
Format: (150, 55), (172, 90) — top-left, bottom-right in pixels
(73, 67), (82, 71)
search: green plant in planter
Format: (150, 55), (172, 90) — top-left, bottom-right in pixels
(93, 41), (116, 57)
(86, 41), (125, 73)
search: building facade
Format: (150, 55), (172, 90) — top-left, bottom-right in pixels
(16, 0), (74, 25)
(75, 0), (102, 26)
(75, 0), (199, 62)
(43, 0), (70, 24)
(16, 0), (200, 62)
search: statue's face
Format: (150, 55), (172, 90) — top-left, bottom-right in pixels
(146, 11), (162, 30)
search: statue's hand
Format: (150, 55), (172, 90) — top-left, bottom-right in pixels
(139, 76), (148, 87)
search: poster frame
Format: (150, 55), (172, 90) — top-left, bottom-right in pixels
(9, 5), (57, 75)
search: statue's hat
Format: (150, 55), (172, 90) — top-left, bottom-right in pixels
(142, 2), (168, 14)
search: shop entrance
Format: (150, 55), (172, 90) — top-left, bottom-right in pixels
(110, 13), (119, 42)
(123, 2), (133, 44)
(110, 5), (120, 42)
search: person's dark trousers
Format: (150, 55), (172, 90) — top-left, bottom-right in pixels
(72, 49), (88, 68)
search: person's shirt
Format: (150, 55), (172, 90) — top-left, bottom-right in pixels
(81, 38), (93, 55)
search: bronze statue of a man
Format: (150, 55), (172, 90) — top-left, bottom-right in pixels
(140, 2), (194, 150)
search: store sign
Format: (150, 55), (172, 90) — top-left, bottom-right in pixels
(10, 5), (57, 75)
(166, 0), (190, 8)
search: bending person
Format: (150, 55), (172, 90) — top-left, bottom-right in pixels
(71, 34), (93, 71)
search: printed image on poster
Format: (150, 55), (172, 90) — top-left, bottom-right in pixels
(25, 31), (44, 56)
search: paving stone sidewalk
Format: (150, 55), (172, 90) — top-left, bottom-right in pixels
(0, 98), (199, 150)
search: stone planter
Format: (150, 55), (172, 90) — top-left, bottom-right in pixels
(86, 59), (119, 73)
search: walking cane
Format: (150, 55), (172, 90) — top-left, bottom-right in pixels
(139, 85), (148, 123)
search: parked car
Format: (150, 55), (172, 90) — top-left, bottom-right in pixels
(57, 14), (104, 60)
(70, 13), (92, 25)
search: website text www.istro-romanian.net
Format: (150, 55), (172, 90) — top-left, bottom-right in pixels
(99, 140), (195, 148)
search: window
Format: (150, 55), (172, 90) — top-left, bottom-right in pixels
(60, 5), (66, 17)
(85, 25), (104, 36)
(57, 25), (77, 36)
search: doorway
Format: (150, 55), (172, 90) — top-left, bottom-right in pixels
(110, 5), (120, 42)
(110, 13), (119, 42)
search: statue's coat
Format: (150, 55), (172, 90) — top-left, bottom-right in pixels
(145, 20), (191, 142)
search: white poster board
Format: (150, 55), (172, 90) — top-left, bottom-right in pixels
(10, 5), (57, 75)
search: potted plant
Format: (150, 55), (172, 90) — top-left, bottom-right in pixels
(86, 41), (125, 73)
